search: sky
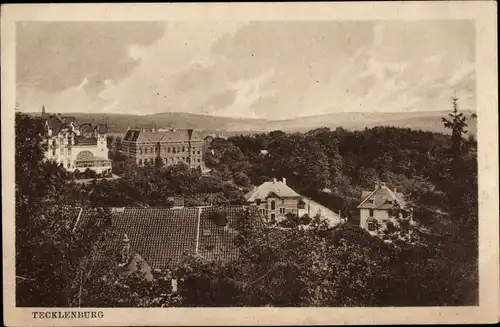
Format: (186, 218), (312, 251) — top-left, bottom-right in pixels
(16, 20), (475, 120)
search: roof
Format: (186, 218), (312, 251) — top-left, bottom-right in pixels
(159, 130), (191, 142)
(60, 116), (80, 127)
(123, 129), (203, 143)
(123, 130), (141, 142)
(75, 206), (261, 269)
(357, 184), (406, 209)
(198, 206), (254, 262)
(46, 116), (64, 135)
(245, 179), (301, 202)
(137, 131), (166, 143)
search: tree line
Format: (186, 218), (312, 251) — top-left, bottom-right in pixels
(15, 97), (478, 306)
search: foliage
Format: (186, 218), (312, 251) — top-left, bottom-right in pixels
(14, 96), (478, 307)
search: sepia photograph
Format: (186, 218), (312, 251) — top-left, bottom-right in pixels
(2, 2), (498, 326)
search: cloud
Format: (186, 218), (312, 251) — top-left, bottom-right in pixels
(17, 20), (476, 119)
(17, 22), (165, 94)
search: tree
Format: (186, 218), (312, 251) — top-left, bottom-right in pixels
(15, 112), (115, 307)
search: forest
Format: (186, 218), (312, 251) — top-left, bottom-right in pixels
(15, 99), (478, 307)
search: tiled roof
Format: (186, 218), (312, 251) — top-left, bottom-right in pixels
(78, 207), (199, 269)
(245, 179), (301, 202)
(357, 184), (406, 209)
(198, 206), (247, 262)
(75, 206), (261, 269)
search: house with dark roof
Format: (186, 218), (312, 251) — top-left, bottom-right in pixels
(245, 178), (303, 222)
(74, 206), (260, 270)
(121, 128), (205, 170)
(357, 182), (408, 233)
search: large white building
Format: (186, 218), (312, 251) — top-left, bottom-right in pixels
(41, 107), (112, 175)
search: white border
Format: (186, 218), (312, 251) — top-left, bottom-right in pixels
(2, 2), (498, 326)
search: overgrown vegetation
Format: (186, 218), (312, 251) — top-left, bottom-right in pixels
(15, 97), (478, 307)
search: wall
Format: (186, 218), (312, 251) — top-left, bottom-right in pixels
(44, 130), (111, 174)
(255, 197), (300, 220)
(359, 208), (390, 230)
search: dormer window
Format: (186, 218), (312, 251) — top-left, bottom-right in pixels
(256, 199), (261, 205)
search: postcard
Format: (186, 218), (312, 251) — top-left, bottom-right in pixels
(1, 2), (498, 326)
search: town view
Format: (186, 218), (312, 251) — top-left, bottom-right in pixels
(15, 20), (478, 308)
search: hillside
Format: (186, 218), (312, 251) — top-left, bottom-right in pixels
(29, 110), (477, 136)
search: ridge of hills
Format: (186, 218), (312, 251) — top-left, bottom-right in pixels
(29, 110), (477, 136)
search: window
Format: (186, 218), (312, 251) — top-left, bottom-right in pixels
(197, 159), (201, 163)
(270, 213), (276, 222)
(139, 148), (143, 154)
(256, 199), (261, 205)
(138, 159), (142, 165)
(67, 162), (71, 168)
(197, 151), (200, 155)
(144, 158), (148, 165)
(182, 146), (185, 152)
(52, 150), (56, 156)
(271, 200), (276, 210)
(145, 148), (148, 154)
(369, 209), (374, 217)
(281, 199), (285, 204)
(260, 209), (266, 215)
(367, 221), (376, 231)
(280, 208), (286, 214)
(168, 147), (171, 153)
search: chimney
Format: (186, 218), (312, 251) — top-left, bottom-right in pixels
(394, 187), (397, 193)
(282, 177), (286, 185)
(272, 178), (277, 184)
(120, 234), (131, 265)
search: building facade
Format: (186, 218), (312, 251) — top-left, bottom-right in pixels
(357, 182), (409, 233)
(121, 128), (205, 169)
(245, 178), (303, 222)
(41, 108), (112, 175)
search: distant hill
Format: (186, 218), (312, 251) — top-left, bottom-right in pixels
(28, 110), (477, 136)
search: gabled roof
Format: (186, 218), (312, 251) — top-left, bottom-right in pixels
(123, 130), (141, 142)
(357, 184), (406, 209)
(46, 116), (64, 135)
(245, 179), (301, 202)
(60, 116), (80, 127)
(75, 206), (261, 269)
